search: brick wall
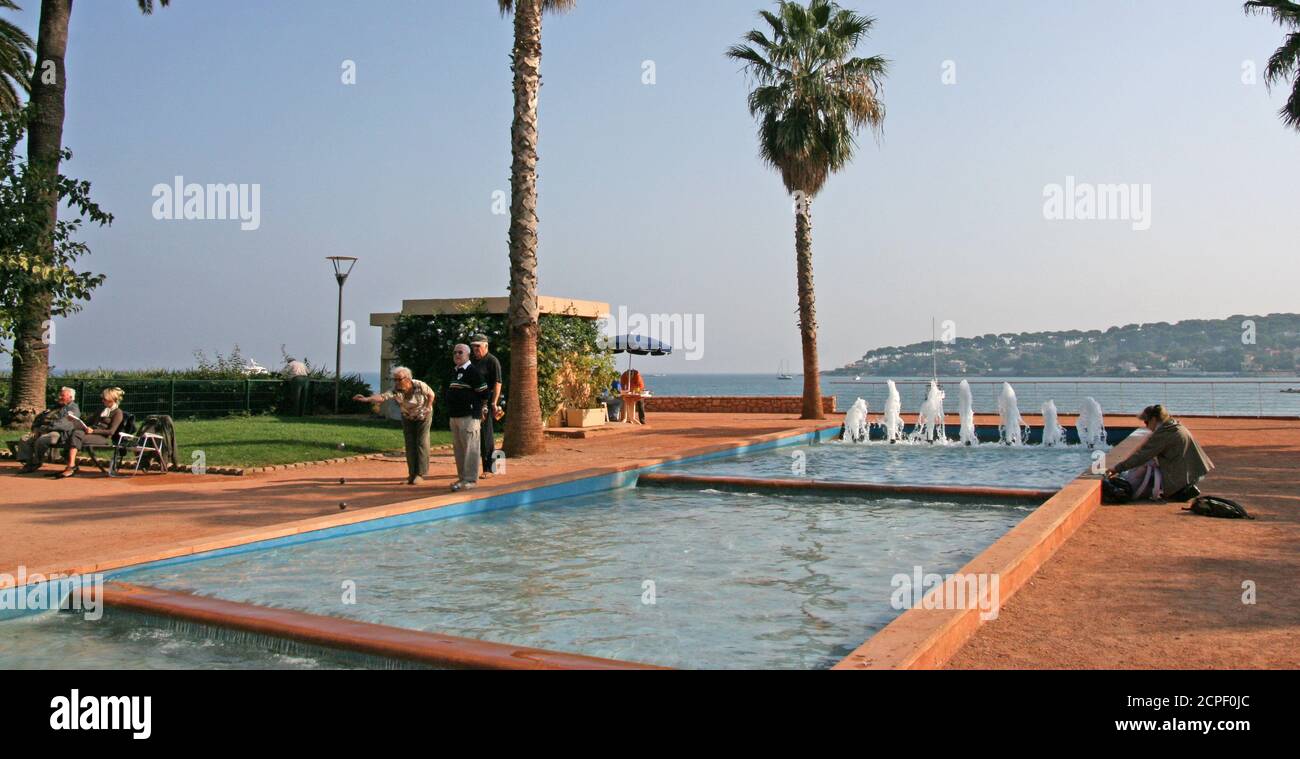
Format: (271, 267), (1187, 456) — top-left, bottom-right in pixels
(643, 396), (837, 414)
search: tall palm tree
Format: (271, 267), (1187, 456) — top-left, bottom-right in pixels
(1245, 0), (1300, 131)
(728, 0), (886, 420)
(497, 0), (573, 456)
(7, 0), (167, 427)
(0, 1), (33, 114)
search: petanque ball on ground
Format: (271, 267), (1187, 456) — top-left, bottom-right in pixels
(339, 502), (347, 510)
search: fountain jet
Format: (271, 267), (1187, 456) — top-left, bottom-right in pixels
(909, 380), (948, 443)
(1076, 397), (1107, 449)
(1040, 399), (1067, 446)
(958, 379), (978, 445)
(842, 398), (870, 443)
(997, 382), (1030, 446)
(879, 380), (905, 443)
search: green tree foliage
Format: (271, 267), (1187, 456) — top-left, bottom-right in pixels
(0, 108), (109, 351)
(389, 302), (612, 428)
(839, 315), (1300, 376)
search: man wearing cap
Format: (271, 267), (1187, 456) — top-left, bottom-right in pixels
(447, 344), (490, 492)
(469, 334), (504, 477)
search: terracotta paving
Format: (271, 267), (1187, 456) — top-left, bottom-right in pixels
(948, 417), (1300, 669)
(0, 412), (830, 582)
(5, 409), (1296, 669)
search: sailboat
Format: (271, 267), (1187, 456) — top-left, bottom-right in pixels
(777, 360), (793, 380)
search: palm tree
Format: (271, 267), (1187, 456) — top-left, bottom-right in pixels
(1245, 1), (1300, 131)
(497, 0), (573, 456)
(7, 0), (167, 428)
(0, 1), (33, 114)
(727, 0), (886, 420)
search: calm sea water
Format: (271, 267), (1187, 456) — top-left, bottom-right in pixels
(648, 374), (1300, 417)
(362, 371), (1300, 417)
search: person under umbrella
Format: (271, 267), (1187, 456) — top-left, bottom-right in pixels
(609, 334), (672, 426)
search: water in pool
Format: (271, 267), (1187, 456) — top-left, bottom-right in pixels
(0, 610), (365, 669)
(117, 485), (1035, 669)
(663, 439), (1097, 490)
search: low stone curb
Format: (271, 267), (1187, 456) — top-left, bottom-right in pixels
(0, 444), (456, 477)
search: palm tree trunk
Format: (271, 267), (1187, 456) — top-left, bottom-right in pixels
(7, 0), (70, 429)
(794, 195), (824, 420)
(503, 0), (545, 457)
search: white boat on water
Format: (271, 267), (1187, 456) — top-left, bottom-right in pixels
(777, 360), (793, 380)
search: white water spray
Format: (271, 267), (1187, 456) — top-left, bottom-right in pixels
(1076, 397), (1107, 449)
(1040, 399), (1066, 447)
(842, 398), (870, 443)
(958, 379), (978, 446)
(996, 382), (1030, 446)
(909, 380), (948, 443)
(879, 380), (905, 443)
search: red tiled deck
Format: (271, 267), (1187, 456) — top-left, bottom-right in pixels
(0, 412), (831, 584)
(947, 417), (1300, 669)
(4, 410), (1296, 669)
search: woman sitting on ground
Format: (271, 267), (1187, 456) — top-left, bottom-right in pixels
(58, 387), (126, 478)
(1105, 404), (1214, 501)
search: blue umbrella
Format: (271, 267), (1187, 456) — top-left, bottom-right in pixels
(607, 334), (672, 381)
(609, 334), (673, 356)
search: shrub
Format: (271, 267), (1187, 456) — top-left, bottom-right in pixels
(389, 301), (612, 429)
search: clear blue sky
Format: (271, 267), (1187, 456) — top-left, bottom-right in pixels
(5, 0), (1297, 375)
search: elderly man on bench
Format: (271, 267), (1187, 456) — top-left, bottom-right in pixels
(14, 386), (81, 474)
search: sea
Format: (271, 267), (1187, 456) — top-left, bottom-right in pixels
(359, 372), (1300, 418)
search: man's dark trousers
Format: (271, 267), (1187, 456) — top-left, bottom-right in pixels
(481, 413), (496, 473)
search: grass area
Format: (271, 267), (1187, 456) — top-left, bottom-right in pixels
(3, 415), (462, 469)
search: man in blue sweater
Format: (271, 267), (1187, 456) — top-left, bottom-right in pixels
(447, 344), (490, 492)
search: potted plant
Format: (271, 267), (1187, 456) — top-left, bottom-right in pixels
(556, 352), (616, 427)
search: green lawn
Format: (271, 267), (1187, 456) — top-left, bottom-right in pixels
(3, 415), (461, 469)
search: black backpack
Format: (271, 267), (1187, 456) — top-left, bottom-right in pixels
(116, 411), (137, 440)
(1101, 475), (1134, 504)
(1184, 496), (1254, 520)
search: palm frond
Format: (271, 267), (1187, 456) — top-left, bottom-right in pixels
(1243, 0), (1300, 26)
(137, 0), (171, 14)
(0, 1), (32, 115)
(1264, 31), (1300, 86)
(498, 0), (577, 17)
(1245, 1), (1300, 131)
(727, 0), (888, 196)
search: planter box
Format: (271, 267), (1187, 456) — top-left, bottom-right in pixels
(565, 407), (607, 428)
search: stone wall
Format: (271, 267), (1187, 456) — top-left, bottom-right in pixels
(643, 396), (837, 414)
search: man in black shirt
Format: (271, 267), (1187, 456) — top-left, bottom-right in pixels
(470, 334), (504, 477)
(447, 344), (490, 492)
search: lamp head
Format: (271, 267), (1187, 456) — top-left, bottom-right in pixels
(326, 256), (358, 284)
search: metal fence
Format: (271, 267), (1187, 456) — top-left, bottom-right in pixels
(45, 378), (284, 417)
(37, 378), (348, 418)
(825, 379), (1300, 418)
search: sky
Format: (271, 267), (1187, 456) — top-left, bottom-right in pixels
(4, 0), (1298, 376)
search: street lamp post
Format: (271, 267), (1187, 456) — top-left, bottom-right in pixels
(326, 256), (358, 414)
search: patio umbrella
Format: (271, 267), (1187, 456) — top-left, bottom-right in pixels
(608, 334), (672, 381)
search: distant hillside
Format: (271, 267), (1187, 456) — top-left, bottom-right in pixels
(834, 314), (1300, 377)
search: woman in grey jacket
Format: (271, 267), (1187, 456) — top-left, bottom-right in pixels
(1107, 404), (1214, 501)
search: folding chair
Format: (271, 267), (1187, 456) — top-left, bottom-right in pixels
(116, 429), (169, 475)
(97, 412), (169, 476)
